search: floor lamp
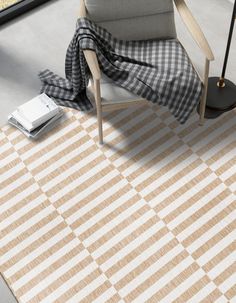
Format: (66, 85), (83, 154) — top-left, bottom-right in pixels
(204, 0), (236, 118)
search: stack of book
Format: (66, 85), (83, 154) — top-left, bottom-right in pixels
(8, 94), (64, 139)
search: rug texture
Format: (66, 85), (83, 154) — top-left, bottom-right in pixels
(0, 103), (236, 303)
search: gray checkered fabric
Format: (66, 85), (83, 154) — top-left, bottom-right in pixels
(39, 17), (203, 124)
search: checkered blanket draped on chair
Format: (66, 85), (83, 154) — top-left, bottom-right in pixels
(39, 17), (203, 124)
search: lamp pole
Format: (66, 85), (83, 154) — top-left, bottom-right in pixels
(204, 0), (236, 118)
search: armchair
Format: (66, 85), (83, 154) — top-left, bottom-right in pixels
(79, 0), (214, 144)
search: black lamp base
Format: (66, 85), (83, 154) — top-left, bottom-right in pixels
(207, 77), (236, 110)
(198, 77), (236, 119)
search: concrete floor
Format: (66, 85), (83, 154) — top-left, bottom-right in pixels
(0, 274), (18, 303)
(0, 0), (235, 302)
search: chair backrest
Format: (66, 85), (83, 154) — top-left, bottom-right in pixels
(84, 0), (177, 41)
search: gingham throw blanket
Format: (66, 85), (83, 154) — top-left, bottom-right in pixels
(39, 18), (203, 124)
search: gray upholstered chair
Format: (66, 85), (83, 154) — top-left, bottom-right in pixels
(79, 0), (214, 144)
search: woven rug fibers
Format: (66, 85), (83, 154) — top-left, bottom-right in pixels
(0, 103), (236, 303)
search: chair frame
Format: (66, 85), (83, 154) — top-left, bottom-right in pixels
(79, 0), (214, 144)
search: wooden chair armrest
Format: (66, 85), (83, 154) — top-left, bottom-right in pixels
(78, 1), (101, 80)
(174, 0), (214, 61)
(78, 0), (86, 18)
(83, 50), (101, 81)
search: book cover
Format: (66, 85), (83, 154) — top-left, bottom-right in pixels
(8, 108), (64, 140)
(11, 94), (59, 131)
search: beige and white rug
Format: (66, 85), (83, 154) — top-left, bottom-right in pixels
(0, 104), (236, 303)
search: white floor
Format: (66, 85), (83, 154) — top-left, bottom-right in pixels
(0, 275), (17, 303)
(0, 0), (235, 302)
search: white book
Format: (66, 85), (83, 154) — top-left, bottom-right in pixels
(11, 94), (59, 132)
(8, 108), (64, 139)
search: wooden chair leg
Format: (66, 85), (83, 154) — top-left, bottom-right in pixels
(94, 80), (103, 144)
(97, 105), (103, 145)
(199, 58), (210, 126)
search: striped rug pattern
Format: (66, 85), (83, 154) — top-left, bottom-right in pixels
(0, 103), (236, 303)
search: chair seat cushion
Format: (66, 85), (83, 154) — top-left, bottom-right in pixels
(92, 74), (144, 104)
